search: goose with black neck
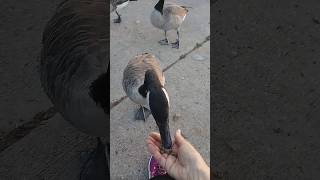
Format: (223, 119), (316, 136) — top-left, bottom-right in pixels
(122, 53), (173, 151)
(150, 0), (190, 49)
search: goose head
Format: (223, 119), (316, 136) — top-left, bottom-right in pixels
(141, 69), (172, 150)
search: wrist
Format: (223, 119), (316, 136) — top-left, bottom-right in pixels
(195, 162), (210, 180)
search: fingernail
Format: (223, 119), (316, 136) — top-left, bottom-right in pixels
(177, 129), (181, 135)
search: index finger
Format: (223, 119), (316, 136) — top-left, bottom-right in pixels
(149, 132), (161, 142)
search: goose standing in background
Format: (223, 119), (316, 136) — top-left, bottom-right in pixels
(150, 0), (190, 49)
(40, 0), (109, 179)
(122, 53), (173, 151)
(111, 0), (138, 23)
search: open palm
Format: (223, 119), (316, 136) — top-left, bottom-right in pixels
(146, 130), (210, 180)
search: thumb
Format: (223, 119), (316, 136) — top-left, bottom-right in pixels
(174, 129), (186, 146)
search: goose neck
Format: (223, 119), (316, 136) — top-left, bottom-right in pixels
(154, 0), (164, 13)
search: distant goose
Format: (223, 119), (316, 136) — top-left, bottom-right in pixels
(122, 53), (172, 150)
(150, 0), (190, 49)
(111, 0), (138, 23)
(40, 0), (109, 179)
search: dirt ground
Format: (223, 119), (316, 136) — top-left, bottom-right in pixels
(213, 0), (320, 179)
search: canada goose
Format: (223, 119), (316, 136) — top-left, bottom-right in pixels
(150, 0), (189, 49)
(111, 0), (138, 23)
(122, 53), (172, 150)
(40, 0), (109, 179)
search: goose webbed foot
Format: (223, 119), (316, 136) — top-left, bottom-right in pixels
(80, 138), (109, 180)
(171, 40), (179, 49)
(135, 106), (151, 121)
(158, 39), (169, 45)
(113, 17), (121, 23)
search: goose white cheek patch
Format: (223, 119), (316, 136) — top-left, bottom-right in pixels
(162, 87), (170, 107)
(146, 91), (150, 109)
(182, 14), (186, 21)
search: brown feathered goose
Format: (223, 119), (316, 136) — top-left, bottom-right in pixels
(40, 0), (109, 179)
(110, 0), (138, 23)
(122, 53), (172, 151)
(150, 0), (190, 49)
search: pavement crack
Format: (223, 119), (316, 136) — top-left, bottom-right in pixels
(1, 33), (209, 153)
(0, 107), (56, 153)
(110, 35), (210, 110)
(110, 96), (128, 109)
(163, 35), (210, 72)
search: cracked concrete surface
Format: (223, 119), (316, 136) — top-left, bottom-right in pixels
(0, 0), (209, 179)
(0, 0), (60, 138)
(110, 0), (210, 179)
(0, 0), (97, 179)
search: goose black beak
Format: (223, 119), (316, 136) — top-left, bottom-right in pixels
(158, 123), (172, 150)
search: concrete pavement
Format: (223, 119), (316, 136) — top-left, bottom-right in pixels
(0, 0), (210, 179)
(110, 0), (210, 179)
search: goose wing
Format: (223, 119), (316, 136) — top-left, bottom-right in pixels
(163, 4), (188, 18)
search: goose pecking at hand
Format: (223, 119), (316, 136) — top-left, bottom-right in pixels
(122, 53), (173, 151)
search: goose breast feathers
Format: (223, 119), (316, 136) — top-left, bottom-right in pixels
(151, 4), (188, 31)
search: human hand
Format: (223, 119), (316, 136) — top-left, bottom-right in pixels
(146, 129), (210, 180)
